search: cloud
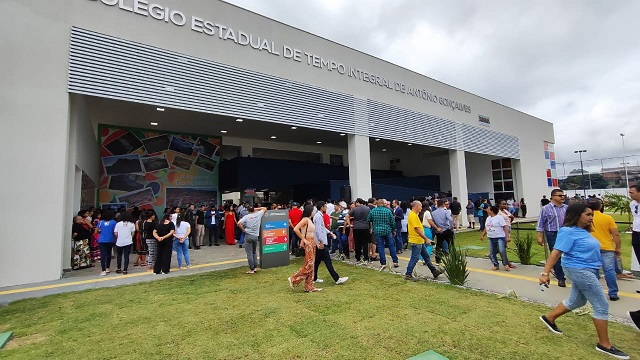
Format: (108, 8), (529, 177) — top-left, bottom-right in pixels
(224, 0), (640, 167)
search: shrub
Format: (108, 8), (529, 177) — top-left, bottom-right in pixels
(511, 232), (536, 265)
(441, 244), (469, 286)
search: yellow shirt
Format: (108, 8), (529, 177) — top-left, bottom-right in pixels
(589, 211), (616, 251)
(408, 211), (425, 244)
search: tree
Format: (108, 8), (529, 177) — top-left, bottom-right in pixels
(603, 193), (631, 231)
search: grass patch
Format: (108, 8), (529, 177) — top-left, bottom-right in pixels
(0, 262), (638, 359)
(456, 218), (635, 270)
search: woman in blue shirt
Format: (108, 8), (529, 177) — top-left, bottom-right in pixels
(538, 204), (628, 359)
(96, 209), (117, 276)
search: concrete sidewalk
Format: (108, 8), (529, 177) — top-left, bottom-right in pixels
(2, 244), (639, 326)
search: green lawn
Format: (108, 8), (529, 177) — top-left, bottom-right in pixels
(457, 215), (635, 270)
(0, 262), (638, 359)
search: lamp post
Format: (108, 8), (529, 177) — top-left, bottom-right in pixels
(620, 133), (630, 189)
(574, 149), (587, 198)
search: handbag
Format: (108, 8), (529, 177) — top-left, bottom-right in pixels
(295, 222), (308, 257)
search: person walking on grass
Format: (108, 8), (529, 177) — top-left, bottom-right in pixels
(405, 201), (441, 281)
(367, 199), (399, 271)
(114, 211), (136, 275)
(466, 199), (476, 229)
(237, 206), (267, 274)
(538, 204), (629, 360)
(536, 188), (568, 287)
(313, 201), (348, 286)
(480, 206), (511, 271)
(288, 206), (321, 292)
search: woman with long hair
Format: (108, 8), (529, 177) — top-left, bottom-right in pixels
(133, 211), (148, 267)
(96, 209), (117, 276)
(520, 198), (527, 218)
(141, 211), (157, 272)
(173, 214), (191, 269)
(153, 213), (175, 274)
(480, 206), (511, 271)
(90, 210), (102, 262)
(224, 205), (237, 245)
(539, 204), (629, 359)
(114, 211), (135, 275)
(288, 205), (321, 292)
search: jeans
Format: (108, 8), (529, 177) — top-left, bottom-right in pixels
(632, 232), (640, 266)
(406, 243), (437, 275)
(562, 267), (609, 320)
(545, 231), (565, 281)
(314, 245), (340, 282)
(401, 232), (408, 247)
(394, 229), (403, 251)
(420, 227), (434, 262)
(239, 232), (245, 246)
(600, 251), (618, 297)
(116, 244), (131, 271)
(289, 227), (298, 253)
(173, 238), (190, 268)
(376, 233), (398, 265)
(488, 237), (509, 267)
(478, 214), (485, 231)
(244, 235), (258, 270)
(98, 242), (114, 271)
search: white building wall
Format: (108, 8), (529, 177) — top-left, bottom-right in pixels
(0, 1), (71, 286)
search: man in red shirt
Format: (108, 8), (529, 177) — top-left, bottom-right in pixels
(288, 202), (303, 255)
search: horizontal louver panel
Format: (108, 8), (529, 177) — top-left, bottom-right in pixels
(68, 27), (519, 158)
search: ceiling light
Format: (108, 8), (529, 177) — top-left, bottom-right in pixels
(150, 122), (158, 126)
(408, 143), (413, 146)
(316, 141), (322, 144)
(270, 136), (277, 139)
(220, 130), (227, 133)
(382, 149), (387, 152)
(291, 126), (298, 130)
(339, 133), (346, 136)
(236, 119), (244, 122)
(375, 138), (380, 141)
(156, 107), (165, 111)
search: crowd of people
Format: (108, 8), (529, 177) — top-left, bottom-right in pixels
(70, 185), (640, 358)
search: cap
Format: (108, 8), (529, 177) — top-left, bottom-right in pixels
(339, 201), (347, 208)
(291, 201), (298, 206)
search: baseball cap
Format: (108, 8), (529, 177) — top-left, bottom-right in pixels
(339, 201), (347, 208)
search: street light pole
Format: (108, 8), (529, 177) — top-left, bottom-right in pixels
(574, 149), (587, 198)
(620, 133), (630, 189)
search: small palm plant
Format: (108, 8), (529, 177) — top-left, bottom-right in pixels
(441, 244), (469, 286)
(603, 193), (632, 231)
(511, 232), (537, 265)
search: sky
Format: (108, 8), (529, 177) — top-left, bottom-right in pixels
(224, 0), (640, 173)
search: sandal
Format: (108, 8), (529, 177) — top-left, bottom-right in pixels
(492, 266), (499, 271)
(246, 270), (255, 274)
(504, 266), (511, 272)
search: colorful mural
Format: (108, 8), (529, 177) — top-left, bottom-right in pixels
(544, 141), (558, 187)
(98, 125), (220, 214)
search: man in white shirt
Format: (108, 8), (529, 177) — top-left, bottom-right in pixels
(326, 199), (335, 219)
(312, 201), (348, 285)
(629, 184), (640, 294)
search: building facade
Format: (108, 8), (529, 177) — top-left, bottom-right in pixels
(0, 0), (557, 287)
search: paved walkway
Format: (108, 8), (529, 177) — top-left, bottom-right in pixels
(1, 242), (638, 325)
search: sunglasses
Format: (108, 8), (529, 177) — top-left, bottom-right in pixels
(554, 194), (566, 198)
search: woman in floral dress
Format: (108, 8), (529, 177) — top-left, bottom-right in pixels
(288, 205), (321, 292)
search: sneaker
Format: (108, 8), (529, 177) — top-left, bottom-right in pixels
(123, 270), (128, 275)
(393, 263), (399, 268)
(115, 269), (122, 274)
(336, 277), (348, 285)
(540, 315), (563, 335)
(314, 279), (324, 283)
(629, 310), (640, 330)
(105, 269), (111, 273)
(557, 280), (566, 288)
(609, 295), (620, 301)
(404, 274), (418, 282)
(432, 270), (442, 279)
(100, 271), (107, 276)
(287, 277), (294, 290)
(378, 264), (387, 272)
(595, 344), (629, 359)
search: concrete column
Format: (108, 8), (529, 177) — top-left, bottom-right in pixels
(321, 152), (331, 164)
(347, 135), (372, 200)
(241, 146), (252, 157)
(513, 159), (525, 215)
(449, 149), (469, 227)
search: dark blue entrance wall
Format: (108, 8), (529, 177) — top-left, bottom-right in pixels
(220, 157), (441, 200)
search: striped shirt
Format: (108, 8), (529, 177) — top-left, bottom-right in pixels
(536, 203), (568, 232)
